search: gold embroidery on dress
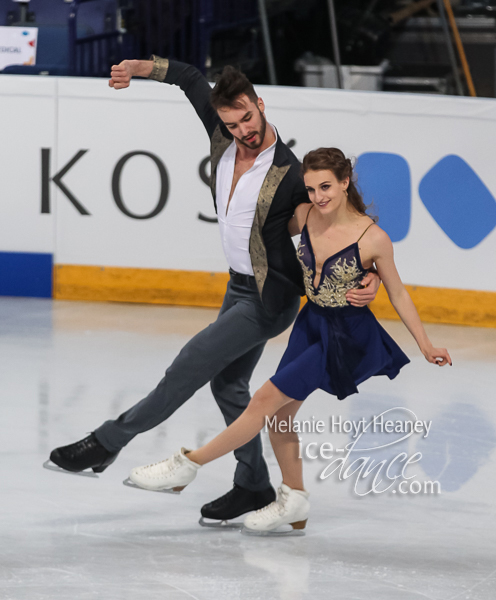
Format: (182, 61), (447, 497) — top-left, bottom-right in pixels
(297, 243), (363, 308)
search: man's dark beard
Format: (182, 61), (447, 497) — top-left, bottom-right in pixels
(239, 111), (267, 149)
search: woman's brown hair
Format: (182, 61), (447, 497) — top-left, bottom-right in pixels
(302, 148), (368, 215)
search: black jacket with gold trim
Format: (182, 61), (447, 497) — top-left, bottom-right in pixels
(149, 56), (309, 316)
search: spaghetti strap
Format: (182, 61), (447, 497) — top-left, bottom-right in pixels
(305, 204), (314, 225)
(357, 222), (375, 243)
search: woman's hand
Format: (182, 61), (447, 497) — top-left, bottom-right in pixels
(422, 346), (452, 366)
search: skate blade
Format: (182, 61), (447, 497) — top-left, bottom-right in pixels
(122, 477), (182, 494)
(198, 517), (243, 530)
(241, 524), (306, 537)
(42, 460), (99, 478)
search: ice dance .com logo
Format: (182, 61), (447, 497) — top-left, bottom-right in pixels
(265, 407), (441, 497)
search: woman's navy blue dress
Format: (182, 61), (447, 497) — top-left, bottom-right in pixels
(270, 222), (410, 401)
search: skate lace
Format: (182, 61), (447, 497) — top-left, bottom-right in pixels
(254, 486), (289, 520)
(143, 452), (181, 475)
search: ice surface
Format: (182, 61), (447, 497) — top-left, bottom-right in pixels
(1, 297), (495, 600)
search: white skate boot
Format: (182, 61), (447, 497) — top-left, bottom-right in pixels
(123, 448), (201, 494)
(242, 483), (310, 536)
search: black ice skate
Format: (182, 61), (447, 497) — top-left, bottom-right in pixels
(43, 433), (119, 477)
(199, 484), (276, 529)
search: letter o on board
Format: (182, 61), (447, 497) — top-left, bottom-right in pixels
(112, 151), (169, 219)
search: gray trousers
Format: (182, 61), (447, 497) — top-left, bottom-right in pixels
(94, 276), (300, 491)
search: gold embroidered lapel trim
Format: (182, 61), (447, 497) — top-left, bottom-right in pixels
(209, 125), (233, 203)
(250, 164), (291, 295)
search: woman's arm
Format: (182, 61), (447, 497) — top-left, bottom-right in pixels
(371, 229), (452, 366)
(288, 203), (312, 237)
(287, 214), (301, 237)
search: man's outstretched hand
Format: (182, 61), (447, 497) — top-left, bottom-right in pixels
(109, 60), (134, 89)
(109, 59), (154, 89)
(345, 271), (381, 307)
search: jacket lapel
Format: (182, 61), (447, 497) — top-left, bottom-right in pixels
(209, 125), (233, 213)
(250, 137), (292, 296)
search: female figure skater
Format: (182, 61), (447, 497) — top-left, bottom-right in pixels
(126, 148), (451, 533)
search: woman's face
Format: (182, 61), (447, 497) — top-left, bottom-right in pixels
(303, 169), (349, 215)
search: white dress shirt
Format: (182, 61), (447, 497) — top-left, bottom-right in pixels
(216, 126), (277, 275)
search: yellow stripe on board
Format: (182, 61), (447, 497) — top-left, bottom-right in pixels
(54, 265), (230, 308)
(54, 265), (496, 328)
(370, 284), (496, 329)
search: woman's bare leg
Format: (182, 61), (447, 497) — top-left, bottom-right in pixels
(187, 381), (292, 466)
(268, 400), (304, 491)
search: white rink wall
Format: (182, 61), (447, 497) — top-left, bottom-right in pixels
(1, 75), (496, 294)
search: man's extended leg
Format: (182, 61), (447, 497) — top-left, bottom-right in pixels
(49, 277), (299, 475)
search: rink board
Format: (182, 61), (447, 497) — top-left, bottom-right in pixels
(52, 265), (496, 329)
(0, 75), (495, 326)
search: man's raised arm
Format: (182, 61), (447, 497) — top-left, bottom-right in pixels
(109, 56), (221, 140)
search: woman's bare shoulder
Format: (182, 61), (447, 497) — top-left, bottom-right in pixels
(361, 220), (393, 257)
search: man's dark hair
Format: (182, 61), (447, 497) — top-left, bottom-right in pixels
(210, 65), (258, 110)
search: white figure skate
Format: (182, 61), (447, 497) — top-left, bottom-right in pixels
(123, 448), (201, 493)
(242, 483), (310, 536)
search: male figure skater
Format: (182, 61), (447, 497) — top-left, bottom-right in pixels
(48, 56), (380, 525)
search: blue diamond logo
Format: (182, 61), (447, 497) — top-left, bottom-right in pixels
(355, 153), (411, 242)
(419, 155), (496, 249)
